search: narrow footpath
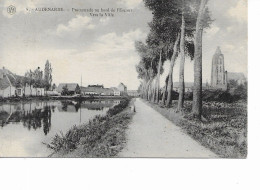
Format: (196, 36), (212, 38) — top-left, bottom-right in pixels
(119, 98), (217, 158)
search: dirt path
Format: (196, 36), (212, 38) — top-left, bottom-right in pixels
(119, 98), (217, 158)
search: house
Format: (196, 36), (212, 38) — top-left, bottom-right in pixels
(110, 87), (121, 96)
(118, 83), (127, 92)
(81, 86), (99, 95)
(127, 90), (139, 97)
(16, 84), (45, 97)
(117, 83), (127, 96)
(0, 69), (16, 98)
(0, 67), (46, 97)
(101, 88), (114, 96)
(57, 83), (81, 95)
(81, 85), (114, 96)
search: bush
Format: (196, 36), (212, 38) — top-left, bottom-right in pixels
(232, 84), (247, 100)
(107, 98), (130, 116)
(183, 88), (247, 103)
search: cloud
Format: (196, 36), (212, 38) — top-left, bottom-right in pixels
(1, 29), (147, 89)
(99, 17), (110, 25)
(0, 0), (247, 89)
(228, 0), (247, 22)
(205, 25), (220, 37)
(54, 15), (95, 37)
(96, 28), (146, 50)
(117, 0), (143, 9)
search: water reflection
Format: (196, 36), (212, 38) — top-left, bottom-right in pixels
(0, 99), (119, 135)
(0, 99), (119, 157)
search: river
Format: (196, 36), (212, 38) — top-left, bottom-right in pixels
(0, 99), (120, 157)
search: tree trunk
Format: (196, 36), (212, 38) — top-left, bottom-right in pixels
(141, 81), (146, 99)
(143, 82), (146, 99)
(151, 79), (155, 102)
(161, 75), (169, 105)
(192, 0), (208, 119)
(156, 50), (162, 103)
(147, 79), (152, 101)
(166, 34), (180, 107)
(143, 80), (147, 99)
(153, 79), (157, 102)
(177, 14), (186, 112)
(146, 79), (150, 100)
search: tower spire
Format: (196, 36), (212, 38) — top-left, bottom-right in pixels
(215, 46), (222, 54)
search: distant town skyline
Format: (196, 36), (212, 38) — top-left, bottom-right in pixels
(0, 0), (247, 90)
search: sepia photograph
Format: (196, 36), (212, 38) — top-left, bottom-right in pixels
(0, 0), (247, 158)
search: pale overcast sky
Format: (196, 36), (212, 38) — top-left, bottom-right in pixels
(0, 0), (247, 90)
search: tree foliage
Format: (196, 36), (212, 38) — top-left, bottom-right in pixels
(62, 85), (69, 96)
(136, 0), (212, 115)
(44, 60), (53, 90)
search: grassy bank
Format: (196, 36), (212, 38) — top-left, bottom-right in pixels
(47, 98), (134, 157)
(144, 99), (247, 158)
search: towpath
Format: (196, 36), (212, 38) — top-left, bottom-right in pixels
(119, 98), (217, 158)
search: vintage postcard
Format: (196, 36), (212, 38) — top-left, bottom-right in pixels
(0, 0), (247, 158)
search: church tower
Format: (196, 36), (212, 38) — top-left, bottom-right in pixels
(211, 47), (227, 90)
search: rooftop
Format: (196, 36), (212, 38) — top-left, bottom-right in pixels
(57, 83), (79, 92)
(81, 86), (113, 93)
(227, 72), (246, 81)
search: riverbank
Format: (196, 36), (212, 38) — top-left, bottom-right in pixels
(0, 95), (127, 103)
(48, 97), (135, 157)
(143, 99), (247, 158)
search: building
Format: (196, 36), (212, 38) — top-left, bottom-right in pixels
(117, 83), (127, 96)
(57, 83), (81, 95)
(81, 86), (99, 95)
(0, 68), (16, 97)
(110, 87), (121, 96)
(101, 88), (114, 96)
(173, 82), (194, 93)
(210, 47), (247, 90)
(0, 67), (46, 97)
(210, 47), (228, 90)
(81, 85), (114, 96)
(127, 90), (139, 97)
(227, 72), (246, 85)
(16, 84), (45, 97)
(172, 82), (208, 93)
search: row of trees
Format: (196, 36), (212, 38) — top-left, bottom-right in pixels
(15, 60), (55, 91)
(136, 0), (211, 119)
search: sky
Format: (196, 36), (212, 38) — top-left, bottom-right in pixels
(0, 0), (247, 90)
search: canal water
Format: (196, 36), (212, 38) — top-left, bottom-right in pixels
(0, 99), (120, 157)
